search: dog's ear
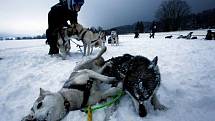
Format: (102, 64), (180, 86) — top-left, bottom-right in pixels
(152, 56), (158, 66)
(39, 88), (51, 96)
(70, 23), (76, 28)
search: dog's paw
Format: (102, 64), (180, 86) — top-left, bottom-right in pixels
(117, 82), (123, 88)
(105, 61), (113, 67)
(154, 104), (168, 111)
(109, 77), (116, 81)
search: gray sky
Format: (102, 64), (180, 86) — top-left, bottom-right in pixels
(0, 0), (214, 36)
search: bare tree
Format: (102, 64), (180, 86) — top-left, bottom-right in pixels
(135, 21), (144, 33)
(156, 0), (191, 31)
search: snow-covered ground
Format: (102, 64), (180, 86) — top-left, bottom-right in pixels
(0, 29), (215, 121)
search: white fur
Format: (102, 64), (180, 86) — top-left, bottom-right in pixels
(110, 31), (119, 46)
(73, 24), (106, 56)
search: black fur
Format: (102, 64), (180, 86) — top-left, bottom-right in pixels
(165, 35), (173, 39)
(103, 54), (161, 117)
(206, 30), (215, 40)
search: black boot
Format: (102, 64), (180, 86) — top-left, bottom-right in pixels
(48, 42), (59, 55)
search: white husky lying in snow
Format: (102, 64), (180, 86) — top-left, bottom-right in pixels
(22, 46), (122, 121)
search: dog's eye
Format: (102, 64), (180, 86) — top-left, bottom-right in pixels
(37, 102), (43, 109)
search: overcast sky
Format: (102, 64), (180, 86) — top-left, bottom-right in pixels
(0, 0), (215, 36)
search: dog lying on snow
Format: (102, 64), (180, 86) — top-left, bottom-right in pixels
(22, 46), (122, 121)
(58, 23), (106, 56)
(103, 54), (167, 117)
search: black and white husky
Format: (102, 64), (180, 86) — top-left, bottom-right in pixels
(103, 54), (167, 117)
(22, 47), (122, 121)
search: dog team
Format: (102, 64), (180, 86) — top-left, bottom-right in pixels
(22, 46), (167, 121)
(22, 0), (167, 120)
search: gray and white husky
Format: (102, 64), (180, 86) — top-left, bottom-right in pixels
(58, 23), (106, 56)
(103, 54), (167, 117)
(22, 46), (122, 121)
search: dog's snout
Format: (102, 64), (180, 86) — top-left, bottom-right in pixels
(139, 103), (147, 117)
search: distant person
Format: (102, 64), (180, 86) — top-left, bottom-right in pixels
(205, 30), (215, 40)
(149, 22), (156, 38)
(134, 31), (139, 38)
(46, 0), (84, 55)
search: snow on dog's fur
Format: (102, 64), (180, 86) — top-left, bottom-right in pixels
(103, 54), (167, 117)
(58, 23), (106, 56)
(22, 47), (122, 121)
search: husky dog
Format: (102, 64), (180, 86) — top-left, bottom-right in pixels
(57, 27), (72, 56)
(177, 32), (193, 39)
(103, 54), (167, 117)
(110, 31), (119, 46)
(58, 23), (106, 56)
(165, 35), (173, 39)
(22, 47), (122, 121)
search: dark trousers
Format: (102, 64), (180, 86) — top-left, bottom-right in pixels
(46, 28), (59, 54)
(150, 32), (155, 38)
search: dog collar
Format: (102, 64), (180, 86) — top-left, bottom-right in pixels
(59, 92), (71, 113)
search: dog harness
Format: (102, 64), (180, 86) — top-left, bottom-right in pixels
(63, 80), (93, 108)
(79, 29), (101, 45)
(74, 25), (103, 44)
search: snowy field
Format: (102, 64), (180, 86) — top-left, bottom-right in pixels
(0, 29), (215, 121)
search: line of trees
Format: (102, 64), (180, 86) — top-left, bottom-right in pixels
(155, 0), (191, 31)
(188, 8), (215, 29)
(15, 34), (46, 40)
(155, 0), (215, 32)
(0, 34), (47, 40)
(135, 21), (144, 33)
(107, 0), (214, 34)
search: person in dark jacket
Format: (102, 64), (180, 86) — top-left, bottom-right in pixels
(46, 0), (84, 55)
(149, 22), (156, 39)
(134, 31), (139, 38)
(205, 30), (215, 40)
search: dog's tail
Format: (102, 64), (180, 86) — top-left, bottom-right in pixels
(94, 46), (107, 60)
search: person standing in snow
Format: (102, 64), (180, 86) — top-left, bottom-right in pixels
(46, 0), (84, 55)
(149, 21), (156, 39)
